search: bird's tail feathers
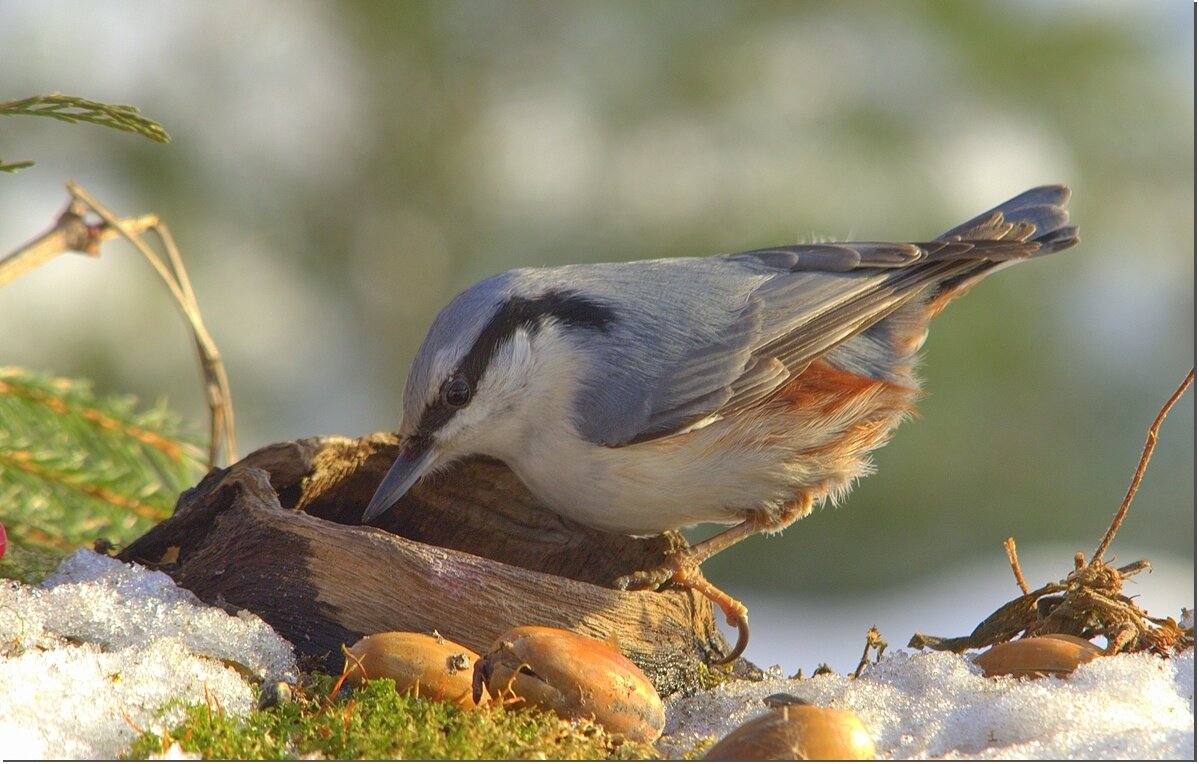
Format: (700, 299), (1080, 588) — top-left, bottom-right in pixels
(929, 184), (1080, 307)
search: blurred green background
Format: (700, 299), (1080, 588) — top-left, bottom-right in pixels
(1, 1), (1193, 667)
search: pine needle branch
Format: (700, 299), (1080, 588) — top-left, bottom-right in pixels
(0, 367), (205, 552)
(0, 93), (170, 143)
(0, 159), (36, 174)
(0, 373), (195, 463)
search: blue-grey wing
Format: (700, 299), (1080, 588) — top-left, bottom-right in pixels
(575, 185), (1077, 447)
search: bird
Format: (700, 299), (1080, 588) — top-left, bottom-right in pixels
(362, 185), (1080, 663)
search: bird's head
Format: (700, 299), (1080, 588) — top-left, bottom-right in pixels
(361, 271), (617, 522)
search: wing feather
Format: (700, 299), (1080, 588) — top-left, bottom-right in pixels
(579, 185), (1078, 446)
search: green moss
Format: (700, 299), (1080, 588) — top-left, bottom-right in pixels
(695, 660), (736, 691)
(0, 543), (63, 584)
(124, 674), (659, 760)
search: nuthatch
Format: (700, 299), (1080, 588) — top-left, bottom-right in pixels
(363, 185), (1080, 663)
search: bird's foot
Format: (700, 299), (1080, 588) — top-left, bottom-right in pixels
(616, 555), (749, 665)
(614, 565), (673, 592)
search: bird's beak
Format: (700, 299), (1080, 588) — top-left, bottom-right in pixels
(361, 442), (440, 523)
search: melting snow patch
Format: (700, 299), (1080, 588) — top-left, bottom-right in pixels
(0, 549), (296, 759)
(663, 647), (1195, 759)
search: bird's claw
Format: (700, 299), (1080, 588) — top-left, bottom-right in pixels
(614, 566), (673, 591)
(615, 558), (750, 665)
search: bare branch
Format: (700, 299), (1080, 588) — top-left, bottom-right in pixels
(0, 201), (157, 287)
(1092, 369), (1195, 564)
(1004, 537), (1030, 595)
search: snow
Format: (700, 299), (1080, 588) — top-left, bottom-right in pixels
(662, 648), (1195, 759)
(0, 549), (296, 759)
(0, 549), (1193, 759)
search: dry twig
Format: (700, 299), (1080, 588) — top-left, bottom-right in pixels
(1004, 537), (1029, 595)
(1092, 368), (1195, 564)
(0, 204), (157, 286)
(910, 369), (1195, 658)
(0, 184), (236, 467)
(851, 626), (887, 679)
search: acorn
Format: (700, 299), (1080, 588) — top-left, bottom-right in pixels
(702, 704), (876, 760)
(974, 634), (1103, 679)
(473, 625), (665, 743)
(342, 631), (483, 709)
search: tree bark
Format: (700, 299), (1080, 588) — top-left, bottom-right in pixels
(118, 433), (732, 695)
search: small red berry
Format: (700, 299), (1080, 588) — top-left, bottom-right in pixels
(0, 521), (6, 560)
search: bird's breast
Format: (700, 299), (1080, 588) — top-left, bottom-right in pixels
(495, 359), (919, 537)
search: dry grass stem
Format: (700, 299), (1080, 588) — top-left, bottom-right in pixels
(66, 181), (237, 467)
(0, 184), (237, 467)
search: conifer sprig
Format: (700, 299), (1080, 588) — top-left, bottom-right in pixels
(0, 93), (170, 142)
(0, 367), (204, 552)
(0, 93), (170, 172)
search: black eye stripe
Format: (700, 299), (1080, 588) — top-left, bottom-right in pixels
(457, 289), (616, 390)
(412, 289), (616, 440)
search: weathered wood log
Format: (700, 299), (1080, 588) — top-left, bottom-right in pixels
(118, 433), (733, 695)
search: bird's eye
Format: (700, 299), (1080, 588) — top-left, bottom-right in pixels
(441, 376), (472, 408)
